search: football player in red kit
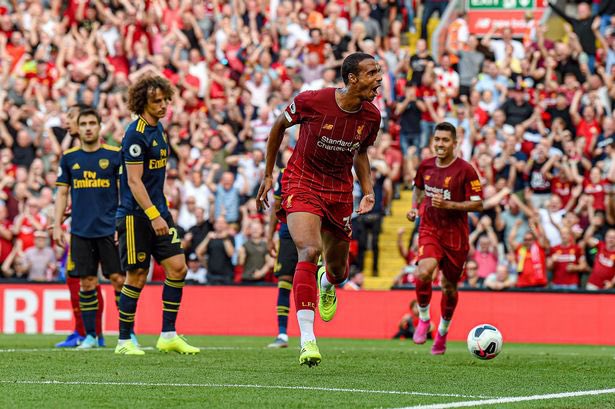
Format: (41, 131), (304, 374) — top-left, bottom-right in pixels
(256, 52), (382, 366)
(407, 122), (484, 355)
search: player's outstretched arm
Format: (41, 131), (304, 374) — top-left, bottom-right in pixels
(256, 114), (292, 210)
(125, 163), (169, 236)
(354, 151), (375, 214)
(52, 185), (69, 248)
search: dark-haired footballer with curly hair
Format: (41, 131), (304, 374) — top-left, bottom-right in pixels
(115, 75), (199, 355)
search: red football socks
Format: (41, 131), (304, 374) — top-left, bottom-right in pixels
(415, 276), (432, 307)
(441, 290), (459, 321)
(67, 276), (85, 336)
(293, 261), (318, 312)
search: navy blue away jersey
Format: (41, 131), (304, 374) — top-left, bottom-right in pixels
(57, 144), (121, 238)
(117, 116), (170, 219)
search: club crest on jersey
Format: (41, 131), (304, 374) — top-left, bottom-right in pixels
(137, 252), (147, 262)
(356, 124), (364, 136)
(99, 159), (109, 170)
(443, 176), (452, 188)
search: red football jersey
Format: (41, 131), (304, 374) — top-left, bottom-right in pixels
(551, 244), (583, 286)
(282, 88), (381, 203)
(588, 242), (615, 288)
(414, 157), (483, 250)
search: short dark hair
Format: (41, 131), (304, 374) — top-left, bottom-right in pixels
(434, 122), (457, 140)
(77, 107), (101, 125)
(127, 75), (175, 115)
(341, 52), (374, 85)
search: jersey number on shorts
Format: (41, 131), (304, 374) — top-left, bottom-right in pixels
(343, 216), (351, 233)
(169, 227), (181, 244)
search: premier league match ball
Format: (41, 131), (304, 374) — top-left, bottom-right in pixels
(467, 324), (503, 360)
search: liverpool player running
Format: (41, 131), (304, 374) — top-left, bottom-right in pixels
(256, 52), (382, 366)
(406, 122), (483, 355)
(115, 76), (198, 355)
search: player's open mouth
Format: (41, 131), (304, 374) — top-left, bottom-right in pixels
(371, 85), (381, 96)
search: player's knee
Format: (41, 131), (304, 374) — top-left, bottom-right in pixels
(441, 280), (457, 296)
(416, 266), (433, 282)
(296, 245), (322, 263)
(110, 273), (125, 287)
(167, 264), (187, 280)
(80, 276), (98, 291)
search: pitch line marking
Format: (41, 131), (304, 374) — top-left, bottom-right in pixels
(0, 346), (244, 353)
(0, 380), (493, 399)
(395, 387), (615, 409)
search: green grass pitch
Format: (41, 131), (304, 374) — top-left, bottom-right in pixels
(1, 335), (614, 408)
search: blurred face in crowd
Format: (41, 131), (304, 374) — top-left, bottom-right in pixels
(478, 236), (491, 253)
(577, 3), (590, 19)
(495, 265), (509, 281)
(465, 261), (478, 278)
(78, 113), (101, 146)
(560, 226), (573, 246)
(416, 39), (427, 54)
(492, 110), (506, 127)
(65, 107), (80, 135)
(547, 195), (562, 212)
(589, 167), (601, 183)
(582, 106), (595, 122)
(214, 216), (228, 233)
(523, 232), (535, 247)
(250, 222), (264, 239)
(502, 27), (513, 42)
(220, 172), (235, 190)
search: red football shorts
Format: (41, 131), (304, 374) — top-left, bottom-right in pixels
(277, 189), (353, 242)
(417, 229), (468, 283)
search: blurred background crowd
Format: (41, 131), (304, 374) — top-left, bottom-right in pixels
(0, 0), (614, 292)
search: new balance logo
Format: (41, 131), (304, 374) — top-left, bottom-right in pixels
(322, 123), (333, 130)
(72, 163), (80, 170)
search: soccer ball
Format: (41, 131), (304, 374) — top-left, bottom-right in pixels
(467, 324), (503, 360)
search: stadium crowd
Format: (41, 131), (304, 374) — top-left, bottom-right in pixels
(0, 0), (614, 292)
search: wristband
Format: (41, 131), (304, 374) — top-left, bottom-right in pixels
(144, 205), (161, 221)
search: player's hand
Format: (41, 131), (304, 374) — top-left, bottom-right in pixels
(356, 194), (375, 215)
(151, 216), (169, 236)
(267, 238), (277, 257)
(256, 176), (273, 210)
(406, 208), (418, 222)
(431, 194), (448, 209)
(52, 225), (66, 248)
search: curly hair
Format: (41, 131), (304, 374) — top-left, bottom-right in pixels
(127, 75), (175, 115)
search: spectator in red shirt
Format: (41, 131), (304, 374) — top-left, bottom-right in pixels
(549, 227), (587, 290)
(585, 224), (615, 290)
(509, 217), (549, 288)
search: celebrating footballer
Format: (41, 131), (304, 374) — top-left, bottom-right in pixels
(406, 122), (484, 355)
